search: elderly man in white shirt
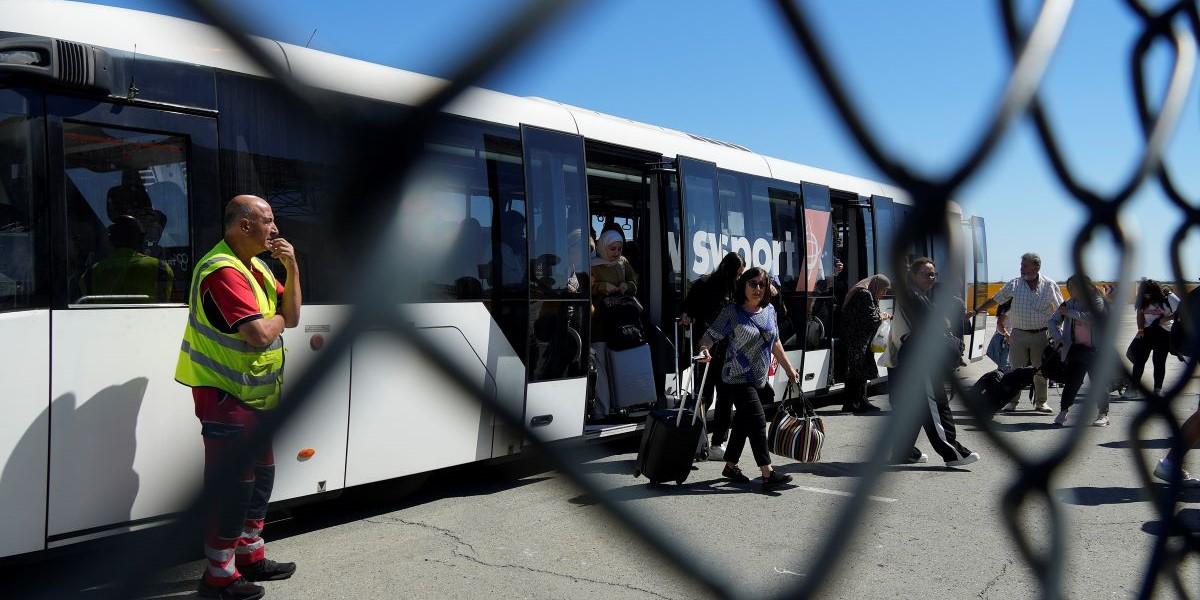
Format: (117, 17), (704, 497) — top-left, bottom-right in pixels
(974, 252), (1063, 413)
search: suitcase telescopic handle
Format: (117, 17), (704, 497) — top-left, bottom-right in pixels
(673, 318), (681, 401)
(674, 318), (687, 426)
(691, 360), (709, 426)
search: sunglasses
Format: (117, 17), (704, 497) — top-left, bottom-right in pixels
(747, 279), (769, 290)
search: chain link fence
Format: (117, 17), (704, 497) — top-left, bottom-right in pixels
(21, 0), (1200, 598)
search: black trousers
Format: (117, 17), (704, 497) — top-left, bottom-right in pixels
(719, 381), (772, 467)
(697, 340), (733, 446)
(1060, 345), (1109, 415)
(889, 368), (971, 463)
(1130, 325), (1170, 391)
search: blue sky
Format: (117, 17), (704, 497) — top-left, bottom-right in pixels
(80, 0), (1199, 282)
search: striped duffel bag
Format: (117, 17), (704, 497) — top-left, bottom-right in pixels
(767, 385), (825, 463)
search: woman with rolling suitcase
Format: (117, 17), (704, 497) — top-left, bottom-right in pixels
(698, 267), (800, 489)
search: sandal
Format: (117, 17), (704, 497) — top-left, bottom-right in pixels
(762, 470), (793, 489)
(722, 464), (751, 483)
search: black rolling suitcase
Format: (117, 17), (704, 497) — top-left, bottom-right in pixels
(634, 332), (709, 484)
(634, 406), (705, 484)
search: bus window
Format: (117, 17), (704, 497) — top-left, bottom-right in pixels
(871, 195), (896, 284)
(521, 125), (589, 383)
(717, 170), (752, 267)
(661, 172), (682, 295)
(63, 123), (189, 305)
(748, 178), (802, 287)
(802, 183), (834, 294)
(0, 96), (41, 311)
(677, 158), (718, 286)
(755, 178), (803, 349)
(893, 203), (929, 268)
(801, 182), (834, 352)
(587, 150), (647, 305)
(524, 133), (588, 301)
(971, 216), (988, 330)
(393, 126), (525, 301)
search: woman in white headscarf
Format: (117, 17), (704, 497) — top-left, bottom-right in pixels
(591, 229), (637, 298)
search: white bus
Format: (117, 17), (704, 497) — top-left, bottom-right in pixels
(0, 0), (992, 559)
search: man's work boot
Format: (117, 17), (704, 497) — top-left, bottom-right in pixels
(197, 578), (265, 600)
(240, 559), (297, 582)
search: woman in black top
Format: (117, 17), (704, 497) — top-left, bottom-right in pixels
(680, 252), (743, 460)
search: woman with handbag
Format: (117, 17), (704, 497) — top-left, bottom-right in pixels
(698, 267), (800, 489)
(840, 274), (892, 413)
(1126, 279), (1180, 398)
(881, 257), (980, 467)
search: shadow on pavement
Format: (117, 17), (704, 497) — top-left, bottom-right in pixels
(568, 476), (774, 505)
(964, 421), (1060, 433)
(1141, 509), (1200, 536)
(575, 458), (639, 476)
(1057, 486), (1148, 506)
(1099, 438), (1172, 450)
(775, 461), (864, 478)
(1059, 485), (1200, 507)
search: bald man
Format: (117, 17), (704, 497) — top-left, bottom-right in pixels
(175, 195), (302, 600)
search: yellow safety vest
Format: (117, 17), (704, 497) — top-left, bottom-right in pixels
(80, 248), (174, 303)
(174, 240), (284, 410)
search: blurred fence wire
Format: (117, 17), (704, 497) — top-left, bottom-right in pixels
(35, 0), (1200, 598)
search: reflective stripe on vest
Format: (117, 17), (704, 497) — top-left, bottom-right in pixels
(175, 240), (284, 410)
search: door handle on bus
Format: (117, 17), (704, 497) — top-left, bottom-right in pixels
(804, 373), (815, 381)
(530, 415), (554, 427)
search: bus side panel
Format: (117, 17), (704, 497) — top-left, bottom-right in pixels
(801, 350), (830, 393)
(345, 303), (507, 487)
(47, 308), (201, 538)
(0, 310), (50, 557)
(524, 378), (586, 443)
(270, 304), (350, 502)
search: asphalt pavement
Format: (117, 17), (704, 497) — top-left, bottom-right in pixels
(13, 311), (1200, 600)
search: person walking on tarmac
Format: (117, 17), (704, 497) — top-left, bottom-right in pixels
(680, 251), (744, 461)
(973, 252), (1063, 413)
(175, 195), (302, 600)
(884, 258), (980, 467)
(697, 267), (799, 489)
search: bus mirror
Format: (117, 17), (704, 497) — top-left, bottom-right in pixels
(0, 36), (113, 95)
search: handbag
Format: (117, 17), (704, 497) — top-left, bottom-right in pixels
(767, 384), (825, 463)
(985, 331), (1010, 370)
(1040, 342), (1066, 384)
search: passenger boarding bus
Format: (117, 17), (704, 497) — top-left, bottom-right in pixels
(0, 0), (992, 559)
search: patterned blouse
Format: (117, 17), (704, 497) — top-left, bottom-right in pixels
(704, 304), (778, 387)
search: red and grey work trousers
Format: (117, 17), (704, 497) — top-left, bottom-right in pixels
(193, 388), (275, 586)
